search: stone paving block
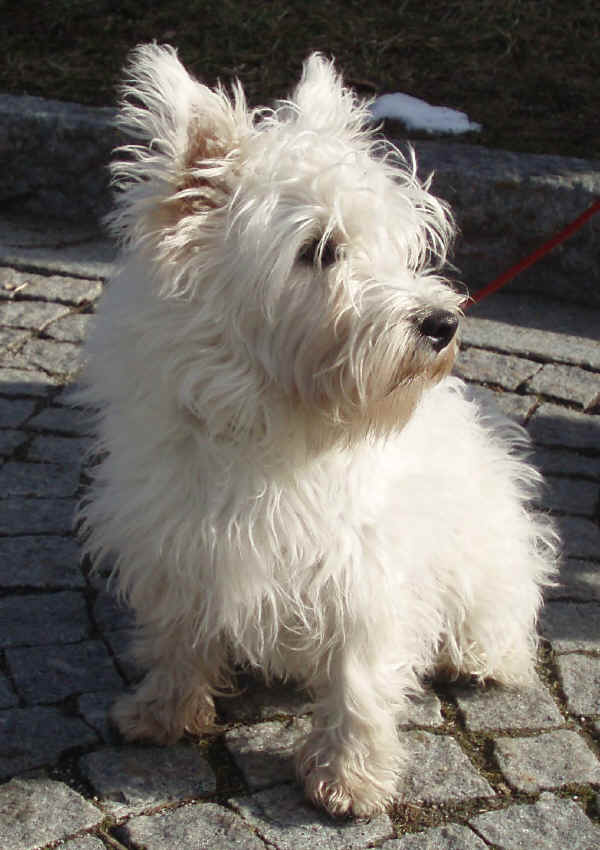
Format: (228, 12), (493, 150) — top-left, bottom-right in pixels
(93, 589), (136, 632)
(0, 777), (103, 850)
(27, 432), (91, 465)
(52, 383), (86, 407)
(529, 403), (600, 451)
(0, 267), (103, 305)
(0, 672), (18, 708)
(102, 629), (141, 683)
(80, 744), (216, 818)
(18, 338), (82, 377)
(62, 837), (107, 850)
(6, 640), (122, 704)
(470, 791), (600, 849)
(555, 653), (600, 716)
(0, 396), (36, 428)
(0, 236), (116, 282)
(494, 729), (600, 792)
(381, 824), (487, 849)
(123, 802), (267, 850)
(463, 295), (600, 370)
(532, 446), (600, 480)
(78, 691), (121, 744)
(26, 403), (91, 435)
(218, 673), (311, 723)
(540, 601), (600, 652)
(0, 365), (59, 393)
(0, 459), (80, 497)
(470, 385), (537, 425)
(231, 784), (394, 850)
(401, 731), (494, 803)
(0, 707), (98, 778)
(0, 299), (71, 329)
(0, 496), (77, 533)
(0, 591), (89, 647)
(455, 347), (541, 390)
(0, 327), (28, 351)
(526, 362), (600, 410)
(225, 718), (311, 790)
(402, 690), (444, 728)
(546, 557), (600, 602)
(0, 427), (27, 455)
(0, 535), (85, 589)
(453, 678), (563, 731)
(538, 475), (598, 517)
(556, 515), (600, 560)
(45, 312), (93, 343)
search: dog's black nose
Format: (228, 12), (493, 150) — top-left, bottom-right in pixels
(418, 310), (459, 352)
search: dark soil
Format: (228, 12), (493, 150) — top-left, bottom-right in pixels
(3, 0), (599, 159)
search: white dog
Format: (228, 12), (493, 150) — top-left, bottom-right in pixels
(79, 45), (557, 817)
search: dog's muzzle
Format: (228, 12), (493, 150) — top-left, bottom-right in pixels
(418, 310), (459, 352)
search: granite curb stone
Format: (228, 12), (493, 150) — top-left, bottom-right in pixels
(1, 92), (599, 302)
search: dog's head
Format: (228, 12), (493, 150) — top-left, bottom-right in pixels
(110, 45), (462, 447)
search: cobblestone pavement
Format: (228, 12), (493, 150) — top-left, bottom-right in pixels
(0, 215), (599, 849)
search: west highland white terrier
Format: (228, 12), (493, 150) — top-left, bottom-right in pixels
(80, 45), (557, 816)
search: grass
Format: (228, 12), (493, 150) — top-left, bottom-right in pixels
(3, 0), (599, 159)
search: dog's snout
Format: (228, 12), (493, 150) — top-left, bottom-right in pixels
(418, 310), (459, 352)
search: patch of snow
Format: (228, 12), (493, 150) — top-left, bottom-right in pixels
(370, 93), (481, 135)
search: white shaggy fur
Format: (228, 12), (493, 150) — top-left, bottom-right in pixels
(79, 45), (557, 817)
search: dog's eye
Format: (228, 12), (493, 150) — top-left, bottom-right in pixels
(299, 236), (337, 268)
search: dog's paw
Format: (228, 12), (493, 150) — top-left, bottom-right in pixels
(111, 691), (181, 744)
(302, 764), (394, 818)
(183, 691), (218, 736)
(297, 736), (398, 817)
(111, 688), (216, 745)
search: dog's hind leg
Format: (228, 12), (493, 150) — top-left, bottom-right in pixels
(434, 551), (548, 686)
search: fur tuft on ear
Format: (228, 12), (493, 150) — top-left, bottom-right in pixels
(290, 53), (370, 133)
(108, 43), (251, 247)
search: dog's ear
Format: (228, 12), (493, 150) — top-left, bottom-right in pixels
(291, 53), (365, 132)
(108, 43), (250, 245)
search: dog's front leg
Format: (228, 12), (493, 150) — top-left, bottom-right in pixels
(297, 640), (403, 817)
(111, 625), (223, 745)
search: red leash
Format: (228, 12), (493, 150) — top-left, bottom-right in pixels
(464, 198), (600, 308)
